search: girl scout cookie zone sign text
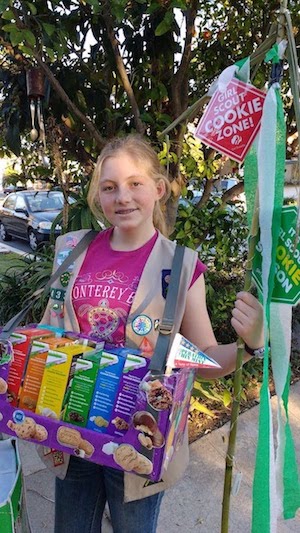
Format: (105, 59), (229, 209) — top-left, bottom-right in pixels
(252, 206), (300, 305)
(196, 79), (266, 162)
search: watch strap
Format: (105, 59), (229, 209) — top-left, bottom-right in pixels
(244, 343), (265, 358)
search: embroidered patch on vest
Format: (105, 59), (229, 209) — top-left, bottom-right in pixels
(57, 249), (74, 271)
(138, 336), (154, 355)
(50, 302), (64, 318)
(65, 235), (79, 248)
(50, 288), (66, 302)
(131, 315), (152, 336)
(161, 269), (171, 299)
(60, 271), (71, 287)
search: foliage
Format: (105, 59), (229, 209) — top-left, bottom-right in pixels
(173, 192), (248, 271)
(0, 251), (24, 275)
(0, 0), (299, 427)
(0, 245), (54, 324)
(0, 1), (299, 230)
(52, 182), (104, 233)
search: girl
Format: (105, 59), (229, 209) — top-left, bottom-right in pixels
(41, 135), (263, 533)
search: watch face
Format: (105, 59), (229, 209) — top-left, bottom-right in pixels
(253, 348), (265, 359)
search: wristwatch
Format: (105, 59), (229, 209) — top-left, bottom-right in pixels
(244, 344), (265, 359)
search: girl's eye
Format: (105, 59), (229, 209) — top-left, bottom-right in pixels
(101, 185), (114, 192)
(132, 181), (142, 187)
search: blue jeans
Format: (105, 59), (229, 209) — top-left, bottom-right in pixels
(54, 456), (164, 533)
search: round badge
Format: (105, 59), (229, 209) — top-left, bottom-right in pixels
(60, 271), (71, 287)
(131, 315), (152, 336)
(51, 303), (64, 318)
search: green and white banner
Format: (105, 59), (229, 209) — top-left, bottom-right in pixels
(244, 79), (300, 532)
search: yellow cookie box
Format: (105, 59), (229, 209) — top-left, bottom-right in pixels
(36, 344), (93, 418)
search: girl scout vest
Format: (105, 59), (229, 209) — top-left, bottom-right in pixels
(39, 229), (198, 502)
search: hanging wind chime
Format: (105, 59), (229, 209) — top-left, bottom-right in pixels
(26, 67), (49, 167)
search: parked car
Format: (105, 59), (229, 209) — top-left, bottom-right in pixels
(0, 190), (67, 251)
(3, 184), (27, 194)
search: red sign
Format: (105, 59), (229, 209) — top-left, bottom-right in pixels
(195, 79), (266, 162)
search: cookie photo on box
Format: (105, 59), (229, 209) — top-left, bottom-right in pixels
(56, 426), (82, 448)
(140, 378), (173, 411)
(0, 377), (8, 394)
(133, 411), (165, 449)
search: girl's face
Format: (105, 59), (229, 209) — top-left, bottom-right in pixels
(98, 152), (165, 234)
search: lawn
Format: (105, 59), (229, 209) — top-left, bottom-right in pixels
(0, 252), (25, 276)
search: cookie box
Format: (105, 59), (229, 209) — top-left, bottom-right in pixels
(0, 334), (195, 482)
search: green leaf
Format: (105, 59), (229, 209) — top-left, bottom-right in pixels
(191, 400), (215, 417)
(23, 29), (36, 47)
(42, 23), (56, 37)
(223, 389), (232, 407)
(46, 47), (55, 61)
(5, 121), (21, 156)
(10, 30), (24, 47)
(76, 90), (87, 111)
(19, 44), (33, 56)
(2, 23), (17, 32)
(85, 0), (101, 11)
(155, 12), (174, 37)
(170, 0), (187, 8)
(26, 2), (37, 15)
(0, 1), (10, 11)
(1, 9), (14, 20)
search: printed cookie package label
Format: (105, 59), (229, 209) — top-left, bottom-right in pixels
(18, 337), (76, 413)
(7, 327), (54, 406)
(63, 357), (99, 427)
(36, 344), (94, 419)
(106, 352), (150, 437)
(87, 349), (127, 434)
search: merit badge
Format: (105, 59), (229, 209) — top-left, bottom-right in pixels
(161, 269), (171, 299)
(50, 288), (66, 302)
(139, 336), (154, 355)
(50, 303), (64, 318)
(60, 271), (71, 287)
(131, 315), (152, 336)
(57, 250), (71, 266)
(65, 235), (79, 248)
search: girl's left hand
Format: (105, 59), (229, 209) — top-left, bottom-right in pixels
(231, 291), (264, 349)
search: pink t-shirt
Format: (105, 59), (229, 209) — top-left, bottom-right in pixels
(72, 228), (206, 346)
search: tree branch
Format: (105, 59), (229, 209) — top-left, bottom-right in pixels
(221, 181), (245, 205)
(171, 0), (198, 116)
(102, 8), (145, 135)
(32, 53), (106, 150)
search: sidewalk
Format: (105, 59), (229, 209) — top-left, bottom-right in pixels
(19, 381), (300, 532)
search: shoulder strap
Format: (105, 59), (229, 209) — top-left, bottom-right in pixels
(149, 244), (185, 373)
(0, 230), (98, 340)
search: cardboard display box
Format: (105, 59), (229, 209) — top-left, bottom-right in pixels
(0, 326), (194, 482)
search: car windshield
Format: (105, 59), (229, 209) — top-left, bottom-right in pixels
(27, 192), (65, 212)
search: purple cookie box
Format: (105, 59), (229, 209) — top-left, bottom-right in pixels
(0, 337), (195, 481)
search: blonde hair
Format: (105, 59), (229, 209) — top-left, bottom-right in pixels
(87, 134), (171, 236)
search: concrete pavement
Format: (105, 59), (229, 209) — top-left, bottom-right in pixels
(17, 381), (300, 532)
